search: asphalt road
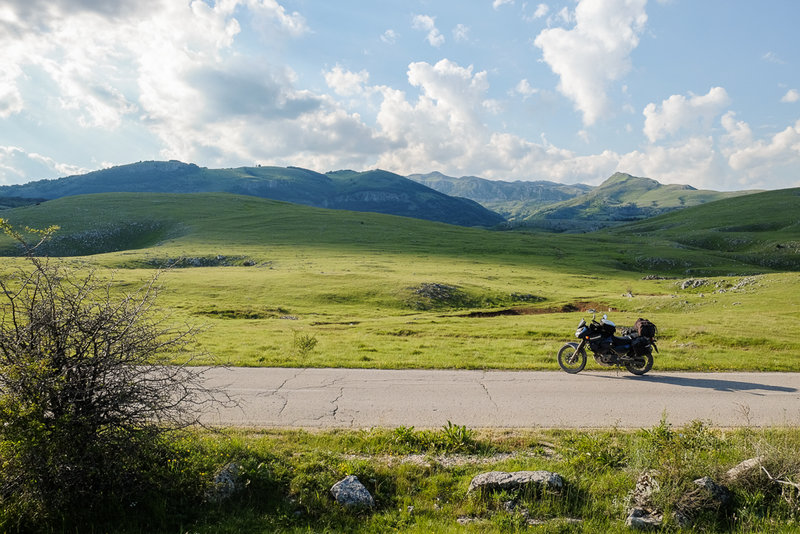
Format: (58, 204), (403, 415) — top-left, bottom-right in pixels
(199, 368), (800, 429)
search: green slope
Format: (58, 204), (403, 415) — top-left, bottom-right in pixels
(604, 187), (800, 271)
(1, 191), (796, 275)
(0, 161), (504, 227)
(523, 172), (755, 231)
(0, 193), (562, 262)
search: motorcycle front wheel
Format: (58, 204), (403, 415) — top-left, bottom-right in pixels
(557, 342), (587, 374)
(625, 351), (654, 375)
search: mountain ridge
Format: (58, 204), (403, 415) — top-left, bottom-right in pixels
(0, 161), (505, 228)
(1, 162), (762, 230)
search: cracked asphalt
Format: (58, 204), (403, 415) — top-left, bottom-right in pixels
(199, 368), (800, 429)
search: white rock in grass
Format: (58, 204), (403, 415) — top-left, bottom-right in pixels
(330, 475), (375, 509)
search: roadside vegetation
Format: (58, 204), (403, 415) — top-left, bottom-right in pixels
(4, 420), (797, 532)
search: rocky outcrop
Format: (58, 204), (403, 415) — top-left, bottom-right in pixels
(626, 471), (732, 530)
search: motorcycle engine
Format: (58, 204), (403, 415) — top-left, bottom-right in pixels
(593, 352), (616, 366)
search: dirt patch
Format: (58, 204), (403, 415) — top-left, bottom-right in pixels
(456, 301), (612, 318)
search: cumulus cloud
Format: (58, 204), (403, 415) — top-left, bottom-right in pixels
(643, 87), (731, 142)
(534, 0), (647, 125)
(618, 137), (721, 188)
(324, 65), (371, 97)
(3, 0), (800, 193)
(0, 145), (87, 184)
(0, 67), (24, 118)
(247, 0), (308, 37)
(493, 0), (514, 9)
(724, 119), (800, 186)
(412, 14), (445, 47)
(781, 89), (799, 103)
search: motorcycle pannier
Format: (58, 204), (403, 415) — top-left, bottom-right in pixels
(635, 318), (657, 338)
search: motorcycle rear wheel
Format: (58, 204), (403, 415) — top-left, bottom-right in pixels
(625, 352), (653, 375)
(557, 342), (587, 374)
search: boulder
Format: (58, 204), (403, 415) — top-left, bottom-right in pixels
(330, 475), (375, 509)
(673, 476), (732, 527)
(206, 462), (242, 503)
(725, 457), (764, 483)
(631, 471), (660, 508)
(625, 507), (662, 530)
(626, 472), (663, 530)
(467, 470), (563, 494)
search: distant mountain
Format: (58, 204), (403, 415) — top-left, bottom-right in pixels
(408, 171), (591, 220)
(0, 161), (505, 228)
(523, 172), (755, 231)
(409, 171), (758, 231)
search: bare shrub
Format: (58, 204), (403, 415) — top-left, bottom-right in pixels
(0, 220), (218, 528)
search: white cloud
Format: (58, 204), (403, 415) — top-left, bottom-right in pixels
(324, 65), (370, 97)
(643, 87), (731, 142)
(0, 145), (87, 184)
(0, 68), (24, 118)
(244, 0), (309, 37)
(513, 79), (539, 99)
(618, 137), (721, 188)
(781, 89), (799, 103)
(381, 29), (398, 44)
(762, 51), (785, 64)
(724, 119), (800, 184)
(453, 23), (470, 42)
(534, 0), (647, 126)
(412, 14), (445, 47)
(533, 3), (549, 18)
(493, 0), (514, 9)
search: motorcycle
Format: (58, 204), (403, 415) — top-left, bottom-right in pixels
(557, 310), (657, 375)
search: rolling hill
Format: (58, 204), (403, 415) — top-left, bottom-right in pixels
(603, 186), (800, 271)
(517, 173), (756, 231)
(0, 188), (797, 274)
(0, 161), (505, 228)
(410, 171), (756, 231)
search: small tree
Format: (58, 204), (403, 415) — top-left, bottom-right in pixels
(0, 220), (217, 528)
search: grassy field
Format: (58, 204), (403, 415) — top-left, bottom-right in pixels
(0, 190), (798, 371)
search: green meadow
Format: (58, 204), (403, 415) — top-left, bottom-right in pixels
(1, 189), (799, 371)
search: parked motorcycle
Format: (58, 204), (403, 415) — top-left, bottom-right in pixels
(557, 310), (657, 375)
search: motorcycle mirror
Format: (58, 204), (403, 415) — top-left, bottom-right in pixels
(588, 308), (596, 314)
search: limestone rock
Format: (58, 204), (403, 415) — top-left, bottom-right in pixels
(725, 457), (764, 483)
(467, 470), (564, 494)
(631, 471), (660, 508)
(625, 507), (663, 530)
(207, 462), (242, 503)
(330, 475), (375, 509)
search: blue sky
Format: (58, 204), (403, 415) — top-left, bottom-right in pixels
(1, 0), (799, 191)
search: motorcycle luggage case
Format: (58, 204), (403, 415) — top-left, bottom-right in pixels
(635, 318), (657, 338)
